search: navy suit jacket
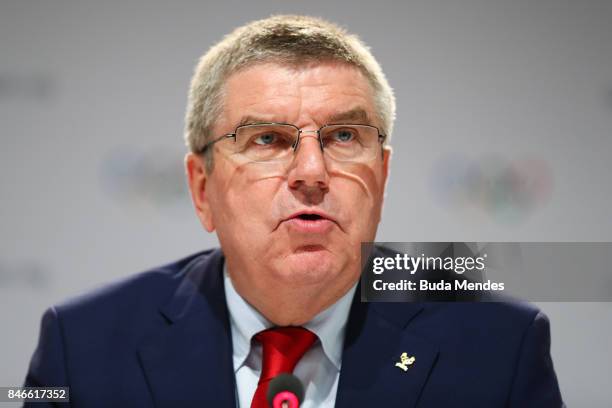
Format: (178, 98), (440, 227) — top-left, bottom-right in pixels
(25, 248), (563, 407)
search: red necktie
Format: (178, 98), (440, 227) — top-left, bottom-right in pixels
(250, 327), (317, 408)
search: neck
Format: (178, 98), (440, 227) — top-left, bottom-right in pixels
(228, 269), (357, 326)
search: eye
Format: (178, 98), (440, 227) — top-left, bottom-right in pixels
(253, 132), (279, 145)
(330, 128), (356, 143)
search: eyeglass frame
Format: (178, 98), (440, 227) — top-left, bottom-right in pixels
(196, 122), (387, 162)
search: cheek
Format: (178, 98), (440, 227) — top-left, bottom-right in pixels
(328, 162), (385, 223)
(212, 181), (282, 258)
(212, 166), (283, 234)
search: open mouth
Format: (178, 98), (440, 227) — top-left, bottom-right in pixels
(296, 213), (324, 221)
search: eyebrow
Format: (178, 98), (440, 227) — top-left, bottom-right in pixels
(238, 115), (272, 126)
(236, 107), (372, 128)
(327, 107), (371, 124)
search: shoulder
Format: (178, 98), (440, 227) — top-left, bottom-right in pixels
(417, 300), (544, 339)
(51, 248), (223, 337)
(369, 288), (548, 356)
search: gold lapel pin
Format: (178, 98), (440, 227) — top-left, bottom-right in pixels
(395, 352), (416, 372)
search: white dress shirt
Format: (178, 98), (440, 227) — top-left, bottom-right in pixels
(223, 266), (357, 408)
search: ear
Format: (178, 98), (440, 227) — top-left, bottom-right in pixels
(185, 153), (215, 232)
(376, 146), (392, 224)
(381, 146), (392, 193)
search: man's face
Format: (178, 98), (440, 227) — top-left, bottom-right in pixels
(186, 62), (390, 315)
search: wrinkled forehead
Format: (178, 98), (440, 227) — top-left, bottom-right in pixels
(216, 61), (379, 131)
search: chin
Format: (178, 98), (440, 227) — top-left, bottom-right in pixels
(276, 249), (339, 285)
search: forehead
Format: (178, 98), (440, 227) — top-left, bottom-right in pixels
(219, 62), (378, 129)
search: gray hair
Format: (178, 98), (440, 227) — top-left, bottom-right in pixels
(184, 15), (395, 170)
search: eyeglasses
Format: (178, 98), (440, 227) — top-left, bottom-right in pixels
(198, 122), (386, 163)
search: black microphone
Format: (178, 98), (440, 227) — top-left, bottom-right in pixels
(266, 373), (304, 408)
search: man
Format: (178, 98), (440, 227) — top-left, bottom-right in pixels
(25, 15), (563, 407)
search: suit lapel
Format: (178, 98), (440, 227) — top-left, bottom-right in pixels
(137, 250), (236, 408)
(335, 290), (439, 408)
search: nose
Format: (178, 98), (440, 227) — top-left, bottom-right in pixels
(287, 133), (330, 193)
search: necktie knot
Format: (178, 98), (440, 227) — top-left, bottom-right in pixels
(251, 326), (317, 407)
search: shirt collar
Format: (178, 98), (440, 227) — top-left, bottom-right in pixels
(224, 264), (356, 372)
